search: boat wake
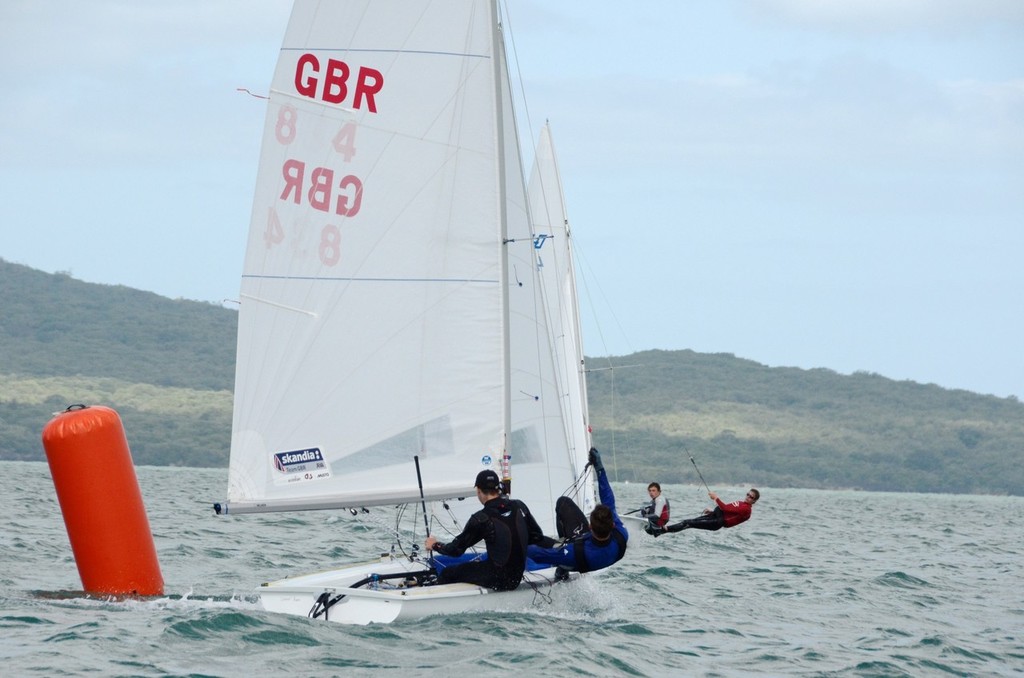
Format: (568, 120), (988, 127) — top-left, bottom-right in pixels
(29, 588), (262, 613)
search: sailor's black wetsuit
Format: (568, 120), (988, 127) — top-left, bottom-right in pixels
(431, 496), (545, 591)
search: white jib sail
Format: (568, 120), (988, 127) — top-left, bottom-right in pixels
(527, 123), (596, 515)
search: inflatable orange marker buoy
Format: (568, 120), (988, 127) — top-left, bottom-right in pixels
(41, 405), (164, 596)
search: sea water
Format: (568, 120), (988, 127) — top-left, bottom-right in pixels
(1, 461), (1021, 677)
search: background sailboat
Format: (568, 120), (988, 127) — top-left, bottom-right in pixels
(216, 0), (596, 624)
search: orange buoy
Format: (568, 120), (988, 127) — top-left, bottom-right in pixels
(42, 405), (164, 596)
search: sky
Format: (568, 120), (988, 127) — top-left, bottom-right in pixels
(2, 1), (1022, 399)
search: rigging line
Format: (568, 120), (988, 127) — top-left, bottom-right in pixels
(571, 236), (634, 358)
(610, 366), (618, 481)
(585, 364), (643, 372)
(526, 576), (555, 605)
(348, 502), (438, 562)
(420, 498), (482, 556)
(506, 232), (583, 509)
(561, 461), (595, 500)
(398, 506), (436, 563)
(349, 507), (410, 556)
(498, 0), (538, 177)
(574, 235), (642, 482)
(505, 2), (598, 499)
(393, 499), (420, 558)
(689, 454), (712, 496)
(427, 501), (465, 542)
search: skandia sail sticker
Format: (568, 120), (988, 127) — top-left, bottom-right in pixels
(272, 448), (331, 485)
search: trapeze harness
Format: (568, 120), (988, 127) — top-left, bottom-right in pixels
(480, 498), (530, 569)
(569, 528), (627, 573)
(642, 497), (671, 527)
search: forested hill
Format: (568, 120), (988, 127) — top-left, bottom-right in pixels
(585, 351), (1023, 495)
(1, 259), (236, 467)
(3, 258), (1022, 494)
(1, 259), (235, 388)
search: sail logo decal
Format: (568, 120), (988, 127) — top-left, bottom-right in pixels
(272, 447), (332, 485)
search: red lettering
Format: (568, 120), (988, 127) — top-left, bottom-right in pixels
(279, 159), (363, 217)
(336, 175), (363, 217)
(264, 207), (284, 247)
(281, 159), (304, 204)
(292, 53), (383, 112)
(354, 67), (384, 113)
(323, 59), (350, 105)
(332, 122), (357, 161)
(319, 224), (341, 266)
(295, 54), (319, 98)
(308, 168), (333, 212)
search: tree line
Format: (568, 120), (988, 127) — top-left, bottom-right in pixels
(3, 258), (1022, 494)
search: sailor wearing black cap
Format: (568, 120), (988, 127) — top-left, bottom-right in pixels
(424, 469), (546, 591)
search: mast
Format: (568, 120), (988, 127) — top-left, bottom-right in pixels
(491, 0), (513, 494)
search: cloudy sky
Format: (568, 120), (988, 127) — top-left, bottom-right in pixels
(2, 1), (1022, 398)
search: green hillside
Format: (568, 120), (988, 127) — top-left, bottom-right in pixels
(3, 258), (1022, 494)
(1, 259), (234, 467)
(585, 351), (1024, 495)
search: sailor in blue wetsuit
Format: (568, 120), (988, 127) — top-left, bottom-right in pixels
(425, 469), (546, 591)
(526, 447), (628, 574)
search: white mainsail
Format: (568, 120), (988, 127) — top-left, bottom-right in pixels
(223, 0), (590, 538)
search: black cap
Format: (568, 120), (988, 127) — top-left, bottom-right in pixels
(475, 469), (501, 491)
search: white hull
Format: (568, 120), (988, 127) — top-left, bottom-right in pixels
(258, 556), (576, 625)
(621, 514), (650, 536)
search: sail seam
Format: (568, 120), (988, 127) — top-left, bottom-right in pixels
(241, 274), (499, 284)
(280, 47), (490, 60)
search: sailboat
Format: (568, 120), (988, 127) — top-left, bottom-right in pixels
(215, 0), (598, 625)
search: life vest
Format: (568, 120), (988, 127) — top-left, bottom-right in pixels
(571, 529), (627, 573)
(643, 497), (670, 527)
(481, 498), (529, 568)
(657, 498), (671, 526)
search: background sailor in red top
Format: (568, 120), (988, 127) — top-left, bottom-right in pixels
(658, 488), (760, 534)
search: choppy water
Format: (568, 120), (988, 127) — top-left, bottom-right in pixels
(2, 461), (1022, 677)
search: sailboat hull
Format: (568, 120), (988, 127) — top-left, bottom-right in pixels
(620, 514), (651, 535)
(257, 556), (575, 625)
